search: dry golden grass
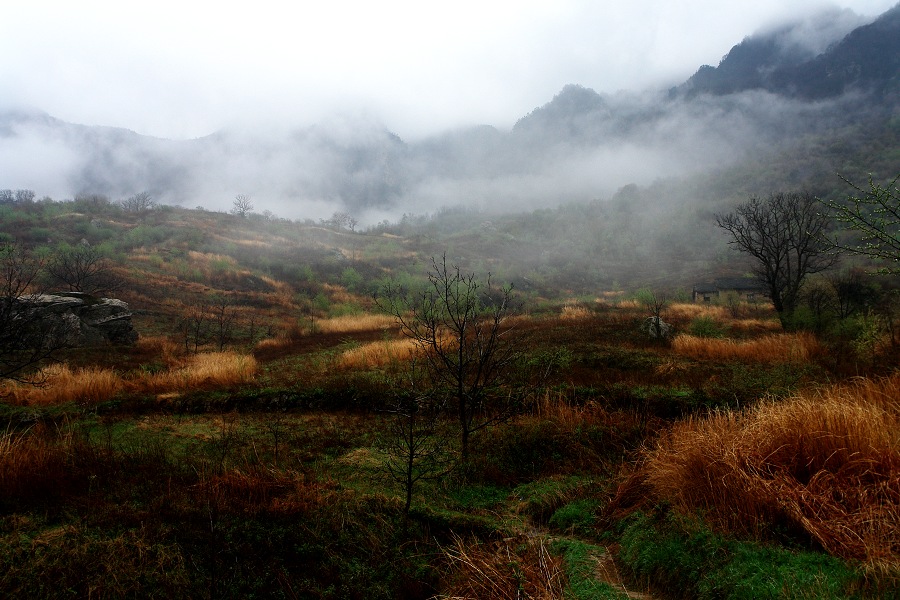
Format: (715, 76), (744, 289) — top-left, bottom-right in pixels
(135, 335), (181, 365)
(436, 534), (565, 600)
(672, 332), (822, 363)
(187, 250), (238, 269)
(530, 390), (599, 429)
(320, 283), (359, 305)
(559, 302), (593, 320)
(626, 374), (900, 574)
(254, 336), (295, 352)
(728, 317), (783, 333)
(336, 338), (420, 369)
(667, 302), (730, 321)
(598, 290), (626, 299)
(1, 351), (259, 405)
(614, 299), (641, 310)
(315, 313), (398, 334)
(133, 352), (257, 394)
(1, 364), (123, 406)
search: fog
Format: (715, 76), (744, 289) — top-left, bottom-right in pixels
(0, 2), (896, 223)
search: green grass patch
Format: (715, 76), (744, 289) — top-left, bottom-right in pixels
(552, 539), (630, 600)
(616, 510), (880, 599)
(549, 498), (599, 535)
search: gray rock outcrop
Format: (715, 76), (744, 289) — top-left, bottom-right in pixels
(20, 292), (138, 346)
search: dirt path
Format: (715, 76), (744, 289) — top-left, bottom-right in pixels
(522, 523), (656, 599)
(590, 547), (655, 599)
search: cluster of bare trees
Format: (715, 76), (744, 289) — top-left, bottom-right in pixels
(714, 176), (900, 339)
(45, 243), (122, 296)
(175, 296), (243, 353)
(0, 189), (36, 205)
(230, 194), (254, 218)
(119, 191), (156, 214)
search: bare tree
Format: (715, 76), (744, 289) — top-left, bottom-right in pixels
(230, 194), (254, 218)
(209, 296), (240, 351)
(377, 254), (518, 460)
(378, 364), (453, 515)
(820, 175), (900, 272)
(716, 191), (837, 327)
(120, 191), (155, 214)
(176, 301), (212, 354)
(0, 244), (71, 384)
(45, 243), (122, 295)
(635, 288), (670, 339)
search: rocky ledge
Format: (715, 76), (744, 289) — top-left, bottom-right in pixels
(21, 292), (138, 346)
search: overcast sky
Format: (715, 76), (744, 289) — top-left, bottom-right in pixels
(1, 0), (896, 140)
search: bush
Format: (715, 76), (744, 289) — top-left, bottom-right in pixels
(688, 315), (726, 338)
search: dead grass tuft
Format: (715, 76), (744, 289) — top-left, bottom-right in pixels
(1, 350), (257, 406)
(615, 299), (641, 310)
(672, 332), (822, 363)
(615, 374), (900, 574)
(436, 534), (565, 599)
(559, 302), (593, 320)
(131, 352), (258, 394)
(336, 338), (421, 369)
(315, 313), (398, 334)
(0, 423), (95, 506)
(135, 335), (181, 365)
(1, 364), (123, 406)
(667, 302), (730, 321)
(192, 466), (330, 516)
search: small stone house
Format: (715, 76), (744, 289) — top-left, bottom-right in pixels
(692, 277), (767, 303)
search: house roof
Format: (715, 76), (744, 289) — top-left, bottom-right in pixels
(714, 277), (765, 292)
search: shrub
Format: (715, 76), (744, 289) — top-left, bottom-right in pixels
(549, 499), (599, 535)
(688, 315), (726, 338)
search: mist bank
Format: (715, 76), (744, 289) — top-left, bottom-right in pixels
(0, 88), (890, 222)
(0, 4), (897, 224)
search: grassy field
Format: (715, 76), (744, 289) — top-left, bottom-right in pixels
(1, 201), (899, 598)
(1, 296), (898, 598)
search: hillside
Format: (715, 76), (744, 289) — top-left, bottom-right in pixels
(2, 190), (900, 596)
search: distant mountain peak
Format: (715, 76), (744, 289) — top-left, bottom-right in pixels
(676, 4), (898, 99)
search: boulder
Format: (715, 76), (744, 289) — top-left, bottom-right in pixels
(19, 292), (138, 346)
(643, 316), (671, 339)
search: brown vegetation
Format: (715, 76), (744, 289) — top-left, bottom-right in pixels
(436, 534), (565, 599)
(611, 373), (900, 574)
(1, 364), (122, 406)
(672, 331), (823, 363)
(336, 338), (420, 369)
(315, 313), (398, 334)
(1, 352), (258, 405)
(132, 351), (258, 394)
